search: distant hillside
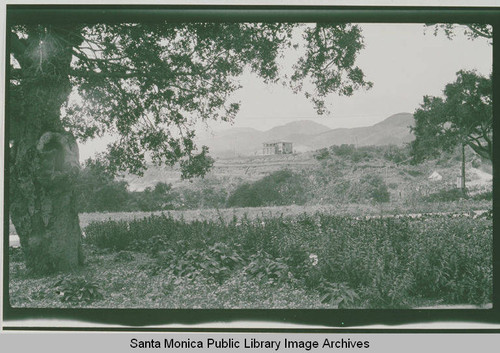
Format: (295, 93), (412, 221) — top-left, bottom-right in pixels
(197, 113), (415, 157)
(196, 120), (331, 158)
(125, 113), (416, 190)
(264, 120), (332, 138)
(309, 112), (415, 149)
(123, 152), (318, 191)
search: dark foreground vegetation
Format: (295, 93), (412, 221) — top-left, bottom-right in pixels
(10, 211), (492, 309)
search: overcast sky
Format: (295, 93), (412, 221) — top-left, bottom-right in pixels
(80, 23), (492, 160)
(218, 23), (492, 130)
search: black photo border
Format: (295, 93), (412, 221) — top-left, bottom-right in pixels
(3, 4), (500, 332)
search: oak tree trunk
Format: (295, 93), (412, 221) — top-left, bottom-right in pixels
(9, 26), (84, 273)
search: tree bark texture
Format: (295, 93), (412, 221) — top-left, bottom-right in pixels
(9, 26), (84, 273)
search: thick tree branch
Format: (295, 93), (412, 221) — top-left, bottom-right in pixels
(467, 140), (491, 160)
(466, 25), (493, 40)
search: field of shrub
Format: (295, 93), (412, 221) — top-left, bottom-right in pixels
(72, 144), (492, 215)
(9, 210), (492, 309)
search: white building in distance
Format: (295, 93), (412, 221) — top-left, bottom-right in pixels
(263, 141), (293, 155)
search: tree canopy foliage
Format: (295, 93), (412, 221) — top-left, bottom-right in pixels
(8, 20), (372, 273)
(10, 22), (372, 177)
(426, 23), (492, 43)
(411, 70), (492, 162)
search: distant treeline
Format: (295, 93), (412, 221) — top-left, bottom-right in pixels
(314, 143), (411, 164)
(77, 157), (393, 213)
(76, 159), (227, 213)
(77, 144), (488, 213)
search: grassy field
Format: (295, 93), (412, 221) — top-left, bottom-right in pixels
(8, 199), (491, 238)
(9, 209), (492, 309)
(78, 200), (490, 223)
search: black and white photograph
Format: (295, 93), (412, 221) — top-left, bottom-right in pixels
(5, 6), (494, 316)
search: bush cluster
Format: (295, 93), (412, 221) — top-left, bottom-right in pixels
(78, 144), (405, 214)
(317, 144), (410, 165)
(308, 171), (391, 204)
(53, 276), (103, 304)
(226, 170), (309, 207)
(76, 159), (228, 213)
(359, 174), (391, 203)
(78, 178), (228, 213)
(84, 212), (492, 307)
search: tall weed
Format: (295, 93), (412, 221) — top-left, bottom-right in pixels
(83, 212), (492, 307)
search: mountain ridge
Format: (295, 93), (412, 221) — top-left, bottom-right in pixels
(197, 112), (415, 157)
